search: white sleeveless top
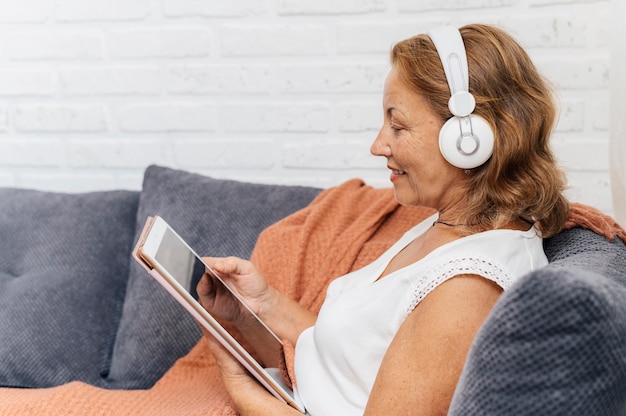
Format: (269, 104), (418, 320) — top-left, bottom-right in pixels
(294, 213), (547, 416)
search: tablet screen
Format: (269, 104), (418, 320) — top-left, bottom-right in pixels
(154, 228), (202, 298)
(152, 227), (283, 369)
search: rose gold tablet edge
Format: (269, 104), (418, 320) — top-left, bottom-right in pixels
(132, 216), (303, 412)
(147, 262), (302, 411)
(131, 216), (155, 273)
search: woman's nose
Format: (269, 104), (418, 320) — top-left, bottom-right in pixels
(370, 127), (391, 157)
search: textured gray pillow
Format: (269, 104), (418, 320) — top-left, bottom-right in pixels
(449, 228), (626, 416)
(106, 165), (321, 389)
(0, 188), (139, 388)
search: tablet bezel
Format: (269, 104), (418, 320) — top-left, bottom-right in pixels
(132, 215), (304, 413)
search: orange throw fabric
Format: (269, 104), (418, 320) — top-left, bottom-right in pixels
(0, 179), (623, 415)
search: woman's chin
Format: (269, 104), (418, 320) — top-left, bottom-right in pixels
(392, 188), (417, 207)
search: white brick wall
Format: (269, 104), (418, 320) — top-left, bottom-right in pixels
(610, 0), (626, 227)
(0, 0), (615, 216)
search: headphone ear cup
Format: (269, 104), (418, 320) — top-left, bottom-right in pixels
(438, 114), (494, 169)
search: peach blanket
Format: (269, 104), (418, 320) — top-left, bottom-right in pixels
(0, 180), (623, 415)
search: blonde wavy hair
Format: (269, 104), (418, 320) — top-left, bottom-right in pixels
(391, 23), (569, 237)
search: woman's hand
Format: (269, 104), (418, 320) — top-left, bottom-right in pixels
(203, 332), (303, 416)
(197, 256), (275, 320)
(197, 256), (316, 345)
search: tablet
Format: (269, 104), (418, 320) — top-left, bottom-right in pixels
(132, 215), (305, 413)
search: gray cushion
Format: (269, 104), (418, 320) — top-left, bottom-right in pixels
(0, 188), (139, 388)
(449, 228), (626, 416)
(105, 165), (321, 389)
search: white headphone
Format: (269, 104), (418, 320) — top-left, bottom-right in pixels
(427, 26), (494, 170)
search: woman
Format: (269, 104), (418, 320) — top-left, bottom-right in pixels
(197, 23), (569, 415)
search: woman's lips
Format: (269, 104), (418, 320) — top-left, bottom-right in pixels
(389, 168), (406, 182)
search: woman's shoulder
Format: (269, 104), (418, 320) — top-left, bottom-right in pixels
(403, 225), (548, 311)
(434, 226), (547, 275)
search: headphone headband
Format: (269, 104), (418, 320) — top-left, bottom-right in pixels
(427, 26), (475, 117)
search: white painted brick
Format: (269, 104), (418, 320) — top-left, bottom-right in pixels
(0, 0), (616, 219)
(499, 15), (588, 48)
(0, 138), (65, 167)
(59, 66), (161, 96)
(67, 138), (166, 168)
(115, 172), (145, 191)
(162, 0), (265, 17)
(220, 25), (327, 57)
(529, 0), (598, 5)
(564, 171), (612, 214)
(554, 99), (585, 132)
(277, 0), (386, 15)
(0, 104), (9, 131)
(18, 172), (117, 193)
(56, 0), (151, 21)
(172, 139), (275, 169)
(14, 104), (108, 132)
(339, 16), (590, 52)
(5, 31), (103, 60)
(590, 96), (610, 130)
(272, 170), (384, 189)
(553, 138), (609, 172)
(223, 171), (326, 187)
(0, 171), (15, 187)
(221, 103), (330, 133)
(276, 63), (388, 94)
(166, 64), (271, 95)
(0, 0), (50, 22)
(108, 28), (212, 59)
(336, 102), (382, 132)
(118, 103), (218, 132)
(397, 0), (517, 12)
(360, 170), (390, 188)
(283, 140), (380, 169)
(595, 11), (610, 47)
(0, 69), (55, 96)
(337, 21), (438, 55)
(537, 56), (609, 89)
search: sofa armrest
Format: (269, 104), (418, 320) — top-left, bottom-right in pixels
(450, 229), (626, 415)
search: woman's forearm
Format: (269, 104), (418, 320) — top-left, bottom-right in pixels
(259, 287), (316, 345)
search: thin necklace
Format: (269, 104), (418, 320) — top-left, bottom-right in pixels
(432, 220), (474, 227)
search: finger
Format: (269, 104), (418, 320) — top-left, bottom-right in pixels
(201, 257), (225, 273)
(196, 273), (213, 298)
(211, 256), (254, 277)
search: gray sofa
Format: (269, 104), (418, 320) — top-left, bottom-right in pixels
(1, 165), (625, 415)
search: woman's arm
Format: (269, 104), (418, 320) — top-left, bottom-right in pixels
(364, 274), (503, 415)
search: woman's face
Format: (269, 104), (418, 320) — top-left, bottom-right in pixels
(370, 67), (465, 210)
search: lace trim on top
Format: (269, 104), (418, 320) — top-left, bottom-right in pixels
(407, 256), (513, 314)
